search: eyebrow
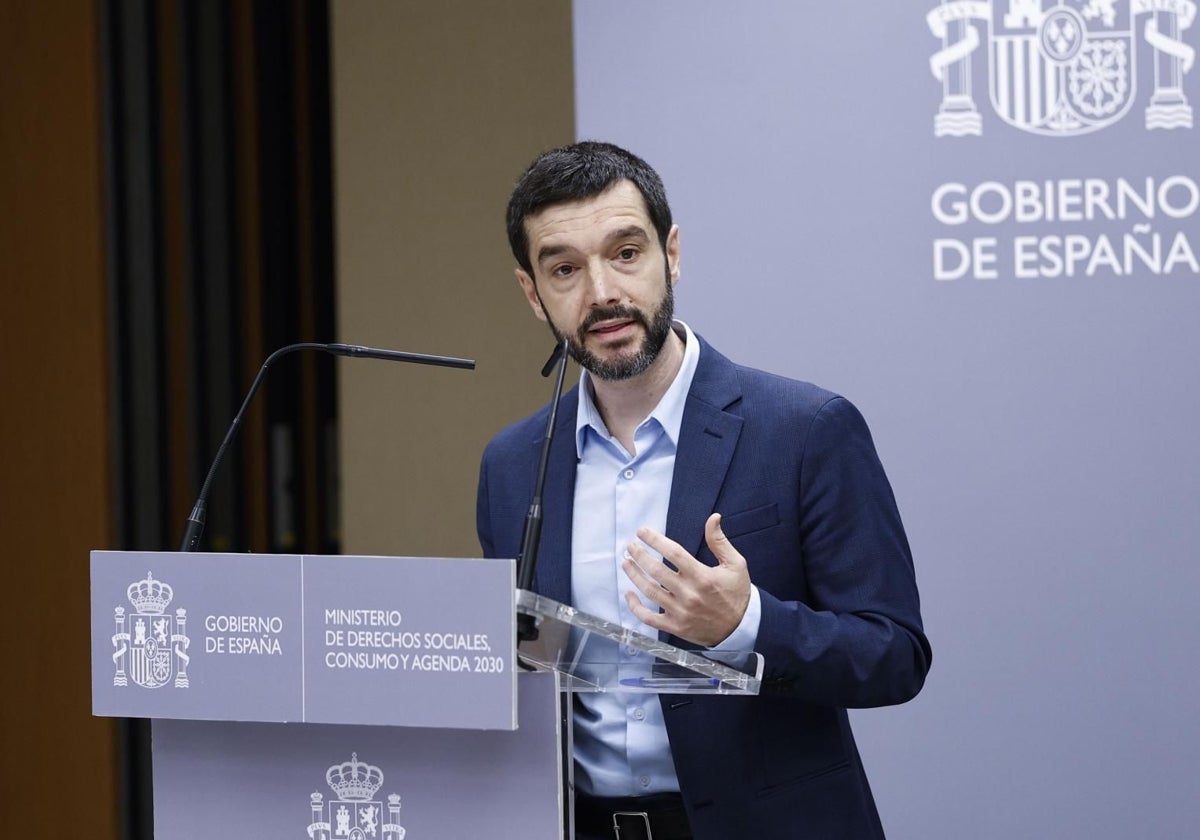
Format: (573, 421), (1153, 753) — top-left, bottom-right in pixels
(536, 225), (652, 266)
(607, 225), (651, 246)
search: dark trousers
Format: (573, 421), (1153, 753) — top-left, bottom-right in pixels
(574, 792), (692, 840)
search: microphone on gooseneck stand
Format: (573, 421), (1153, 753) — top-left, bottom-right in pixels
(516, 337), (571, 643)
(178, 341), (475, 553)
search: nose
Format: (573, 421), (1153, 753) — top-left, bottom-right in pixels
(584, 262), (620, 308)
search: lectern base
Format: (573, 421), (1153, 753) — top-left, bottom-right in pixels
(151, 671), (565, 839)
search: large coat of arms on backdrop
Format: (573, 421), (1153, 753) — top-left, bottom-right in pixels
(928, 0), (1196, 135)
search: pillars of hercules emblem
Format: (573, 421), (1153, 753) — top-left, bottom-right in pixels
(385, 795), (403, 840)
(113, 606), (128, 686)
(1145, 4), (1196, 129)
(310, 792), (329, 840)
(174, 608), (189, 687)
(930, 0), (984, 136)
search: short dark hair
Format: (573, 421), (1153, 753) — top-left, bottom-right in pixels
(506, 141), (673, 276)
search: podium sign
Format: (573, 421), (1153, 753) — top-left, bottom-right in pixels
(150, 672), (563, 839)
(91, 551), (517, 730)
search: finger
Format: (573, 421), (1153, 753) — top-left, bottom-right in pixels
(704, 513), (745, 568)
(624, 590), (668, 631)
(635, 527), (704, 574)
(625, 542), (680, 590)
(622, 555), (672, 606)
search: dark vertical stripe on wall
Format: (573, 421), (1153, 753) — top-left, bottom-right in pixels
(305, 0), (339, 552)
(254, 0), (339, 554)
(159, 0), (192, 548)
(100, 0), (127, 565)
(105, 0), (171, 552)
(290, 0), (339, 554)
(180, 0), (245, 551)
(256, 0), (304, 552)
(231, 0), (270, 551)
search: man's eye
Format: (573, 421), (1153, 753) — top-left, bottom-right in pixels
(617, 248), (638, 261)
(553, 264), (575, 277)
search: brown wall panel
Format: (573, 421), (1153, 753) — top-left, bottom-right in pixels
(332, 2), (576, 556)
(0, 2), (117, 835)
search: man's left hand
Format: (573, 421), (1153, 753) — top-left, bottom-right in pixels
(622, 512), (752, 647)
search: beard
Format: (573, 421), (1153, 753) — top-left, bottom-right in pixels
(547, 272), (675, 382)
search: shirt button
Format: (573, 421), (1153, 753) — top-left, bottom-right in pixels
(633, 708), (646, 721)
(639, 775), (651, 788)
(622, 468), (635, 479)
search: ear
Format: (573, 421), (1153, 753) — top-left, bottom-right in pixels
(665, 224), (681, 286)
(516, 268), (548, 322)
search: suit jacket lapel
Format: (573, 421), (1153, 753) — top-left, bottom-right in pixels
(536, 339), (742, 607)
(665, 339), (744, 563)
(532, 389), (578, 605)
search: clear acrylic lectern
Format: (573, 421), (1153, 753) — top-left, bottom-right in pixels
(516, 589), (763, 695)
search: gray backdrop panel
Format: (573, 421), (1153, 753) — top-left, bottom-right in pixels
(574, 2), (1200, 837)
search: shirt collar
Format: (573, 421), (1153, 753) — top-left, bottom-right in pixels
(575, 320), (701, 457)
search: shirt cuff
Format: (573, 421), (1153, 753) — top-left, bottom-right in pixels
(710, 584), (761, 651)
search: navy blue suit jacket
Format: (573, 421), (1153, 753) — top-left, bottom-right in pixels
(477, 337), (931, 839)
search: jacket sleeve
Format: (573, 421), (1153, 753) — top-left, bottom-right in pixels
(754, 396), (931, 708)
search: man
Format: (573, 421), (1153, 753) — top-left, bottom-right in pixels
(477, 142), (931, 840)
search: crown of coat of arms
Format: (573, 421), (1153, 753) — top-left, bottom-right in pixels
(326, 753), (385, 801)
(127, 571), (173, 614)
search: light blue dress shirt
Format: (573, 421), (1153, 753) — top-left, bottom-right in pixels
(571, 321), (762, 797)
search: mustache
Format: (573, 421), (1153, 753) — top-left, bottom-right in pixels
(578, 305), (649, 336)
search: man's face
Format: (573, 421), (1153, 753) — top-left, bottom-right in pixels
(516, 180), (680, 381)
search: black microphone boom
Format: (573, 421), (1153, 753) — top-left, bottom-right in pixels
(178, 341), (475, 552)
(516, 337), (571, 642)
(326, 343), (475, 369)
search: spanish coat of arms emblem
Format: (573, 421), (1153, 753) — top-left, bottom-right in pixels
(929, 0), (1196, 135)
(111, 571), (191, 689)
(307, 753), (406, 840)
